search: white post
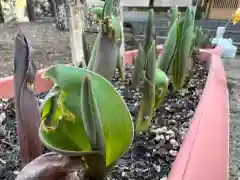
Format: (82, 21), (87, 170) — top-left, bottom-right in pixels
(15, 0), (29, 22)
(68, 0), (85, 67)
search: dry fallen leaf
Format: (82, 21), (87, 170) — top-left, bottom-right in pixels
(16, 152), (84, 180)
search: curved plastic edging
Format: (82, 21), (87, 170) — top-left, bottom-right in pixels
(0, 45), (229, 180)
(0, 69), (53, 98)
(168, 47), (229, 180)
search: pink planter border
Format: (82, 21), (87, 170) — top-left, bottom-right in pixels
(168, 46), (229, 180)
(0, 45), (229, 180)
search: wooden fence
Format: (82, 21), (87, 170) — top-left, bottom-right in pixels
(206, 0), (240, 19)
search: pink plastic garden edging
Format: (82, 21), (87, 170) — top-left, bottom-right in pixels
(0, 45), (229, 180)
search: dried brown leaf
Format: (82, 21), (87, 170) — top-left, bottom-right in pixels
(16, 152), (84, 180)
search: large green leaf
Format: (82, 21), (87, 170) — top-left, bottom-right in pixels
(39, 65), (134, 167)
(157, 18), (178, 74)
(172, 7), (195, 89)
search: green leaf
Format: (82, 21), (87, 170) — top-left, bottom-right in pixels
(136, 40), (156, 134)
(81, 76), (105, 155)
(110, 15), (122, 42)
(143, 9), (155, 55)
(103, 0), (113, 19)
(157, 18), (178, 74)
(88, 6), (103, 20)
(170, 6), (178, 27)
(132, 44), (146, 88)
(40, 86), (61, 130)
(89, 3), (121, 42)
(154, 69), (168, 110)
(172, 6), (195, 90)
(40, 65), (134, 167)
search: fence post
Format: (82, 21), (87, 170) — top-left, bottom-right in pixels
(68, 0), (85, 67)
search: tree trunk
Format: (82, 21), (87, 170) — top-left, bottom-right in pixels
(26, 0), (35, 21)
(0, 1), (4, 23)
(68, 0), (85, 67)
(119, 3), (125, 61)
(53, 0), (69, 31)
(0, 0), (16, 23)
(114, 0), (125, 65)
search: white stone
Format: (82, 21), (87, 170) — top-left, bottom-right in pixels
(169, 150), (178, 157)
(170, 139), (179, 149)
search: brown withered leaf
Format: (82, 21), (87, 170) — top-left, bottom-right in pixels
(16, 152), (84, 180)
(13, 31), (43, 167)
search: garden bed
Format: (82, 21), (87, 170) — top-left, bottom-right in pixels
(0, 56), (208, 180)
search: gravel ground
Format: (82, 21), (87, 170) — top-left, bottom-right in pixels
(223, 56), (240, 180)
(0, 21), (136, 77)
(0, 22), (71, 77)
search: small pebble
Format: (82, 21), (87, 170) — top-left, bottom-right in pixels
(151, 126), (167, 134)
(169, 150), (178, 157)
(160, 176), (168, 180)
(154, 135), (161, 142)
(0, 112), (6, 124)
(165, 135), (170, 141)
(121, 172), (126, 177)
(168, 119), (177, 125)
(153, 164), (161, 172)
(0, 103), (4, 109)
(170, 139), (179, 149)
(166, 130), (175, 138)
(13, 171), (19, 175)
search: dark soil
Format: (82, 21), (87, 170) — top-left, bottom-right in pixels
(109, 60), (208, 180)
(0, 57), (208, 180)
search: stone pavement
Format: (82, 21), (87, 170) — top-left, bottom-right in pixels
(222, 56), (240, 180)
